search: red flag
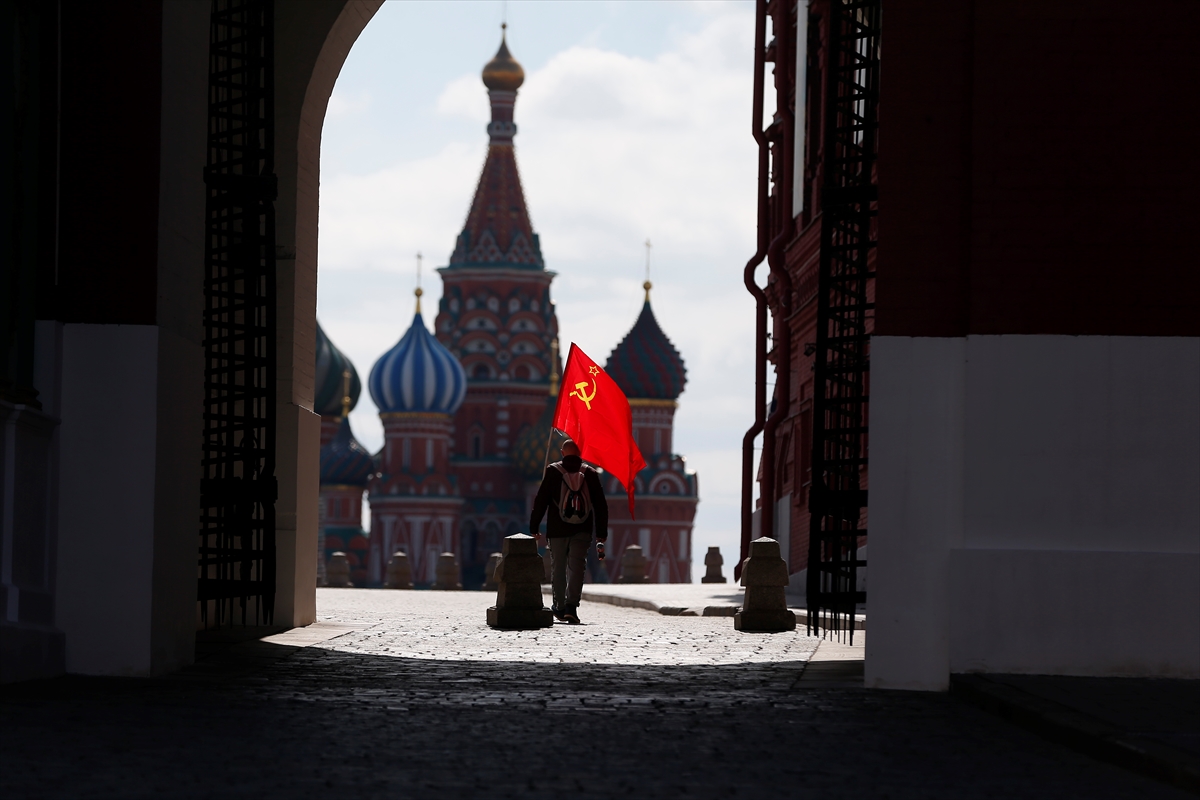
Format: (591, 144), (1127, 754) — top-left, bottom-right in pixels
(551, 344), (646, 518)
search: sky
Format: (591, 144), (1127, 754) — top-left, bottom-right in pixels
(316, 0), (768, 581)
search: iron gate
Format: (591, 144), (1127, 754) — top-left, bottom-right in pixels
(806, 0), (880, 641)
(198, 0), (278, 626)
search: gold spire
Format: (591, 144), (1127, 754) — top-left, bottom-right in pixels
(414, 252), (423, 314)
(549, 338), (560, 397)
(340, 368), (352, 419)
(643, 238), (653, 302)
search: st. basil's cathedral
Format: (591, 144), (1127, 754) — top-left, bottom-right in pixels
(316, 34), (698, 589)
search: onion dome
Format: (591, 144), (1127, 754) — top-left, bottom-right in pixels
(315, 321), (362, 416)
(482, 29), (525, 91)
(605, 291), (687, 400)
(368, 295), (467, 414)
(319, 417), (375, 487)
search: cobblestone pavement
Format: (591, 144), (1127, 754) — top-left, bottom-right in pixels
(0, 590), (1190, 800)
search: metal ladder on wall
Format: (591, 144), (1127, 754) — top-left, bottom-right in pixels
(806, 0), (880, 643)
(198, 0), (278, 627)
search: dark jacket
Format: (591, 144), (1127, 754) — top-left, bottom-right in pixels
(530, 462), (609, 540)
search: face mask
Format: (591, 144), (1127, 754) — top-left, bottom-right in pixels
(562, 454), (582, 473)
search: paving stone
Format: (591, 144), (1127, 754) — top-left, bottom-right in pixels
(0, 589), (1189, 800)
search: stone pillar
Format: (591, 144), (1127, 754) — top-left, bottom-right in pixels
(483, 552), (503, 591)
(326, 552), (353, 588)
(733, 537), (795, 632)
(487, 534), (554, 629)
(433, 552), (462, 590)
(701, 546), (727, 583)
(385, 551), (413, 589)
(619, 544), (649, 584)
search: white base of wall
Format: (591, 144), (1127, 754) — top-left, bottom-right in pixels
(950, 549), (1198, 677)
(56, 325), (160, 675)
(867, 335), (1200, 690)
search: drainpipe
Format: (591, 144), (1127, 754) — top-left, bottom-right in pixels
(738, 0), (770, 581)
(759, 0), (796, 554)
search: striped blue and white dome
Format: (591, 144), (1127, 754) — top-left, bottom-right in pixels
(368, 309), (466, 415)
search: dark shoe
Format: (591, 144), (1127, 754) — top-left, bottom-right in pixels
(551, 603), (569, 622)
(564, 604), (581, 624)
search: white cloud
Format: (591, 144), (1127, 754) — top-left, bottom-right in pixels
(435, 74), (489, 122)
(326, 88), (372, 118)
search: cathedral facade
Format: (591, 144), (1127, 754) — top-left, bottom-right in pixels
(316, 34), (698, 589)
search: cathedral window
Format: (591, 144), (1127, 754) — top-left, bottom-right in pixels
(508, 298), (520, 313)
(467, 298), (476, 310)
(449, 297), (460, 313)
(487, 297), (499, 312)
(472, 434), (483, 459)
(531, 299), (539, 312)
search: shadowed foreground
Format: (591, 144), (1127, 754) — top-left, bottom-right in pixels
(0, 592), (1189, 799)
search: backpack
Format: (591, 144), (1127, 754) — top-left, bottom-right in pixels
(551, 463), (592, 525)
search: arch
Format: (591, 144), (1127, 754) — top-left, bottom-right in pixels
(509, 356), (543, 381)
(650, 471), (689, 496)
(272, 1), (384, 625)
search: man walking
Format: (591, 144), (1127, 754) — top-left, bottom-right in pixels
(530, 439), (608, 623)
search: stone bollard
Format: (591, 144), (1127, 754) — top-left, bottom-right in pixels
(734, 537), (795, 631)
(326, 551), (353, 588)
(619, 544), (649, 584)
(385, 551), (413, 589)
(701, 546), (727, 583)
(487, 534), (554, 628)
(541, 548), (552, 584)
(433, 552), (462, 590)
(483, 552), (503, 591)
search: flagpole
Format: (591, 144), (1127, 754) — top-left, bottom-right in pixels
(541, 338), (563, 476)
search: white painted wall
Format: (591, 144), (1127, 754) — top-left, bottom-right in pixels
(56, 325), (160, 675)
(865, 336), (963, 691)
(867, 335), (1200, 690)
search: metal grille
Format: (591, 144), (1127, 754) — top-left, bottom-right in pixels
(806, 0), (880, 642)
(198, 0), (278, 626)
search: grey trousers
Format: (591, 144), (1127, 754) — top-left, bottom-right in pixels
(549, 531), (592, 609)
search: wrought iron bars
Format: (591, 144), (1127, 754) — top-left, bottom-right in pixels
(806, 0), (880, 643)
(198, 0), (278, 626)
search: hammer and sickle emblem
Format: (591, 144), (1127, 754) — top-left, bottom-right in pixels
(570, 379), (597, 410)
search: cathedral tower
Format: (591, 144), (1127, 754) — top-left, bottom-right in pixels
(604, 283), (698, 583)
(315, 322), (371, 585)
(367, 290), (468, 587)
(434, 30), (561, 588)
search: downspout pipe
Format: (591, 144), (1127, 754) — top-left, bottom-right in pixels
(759, 0), (796, 552)
(738, 0), (770, 581)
